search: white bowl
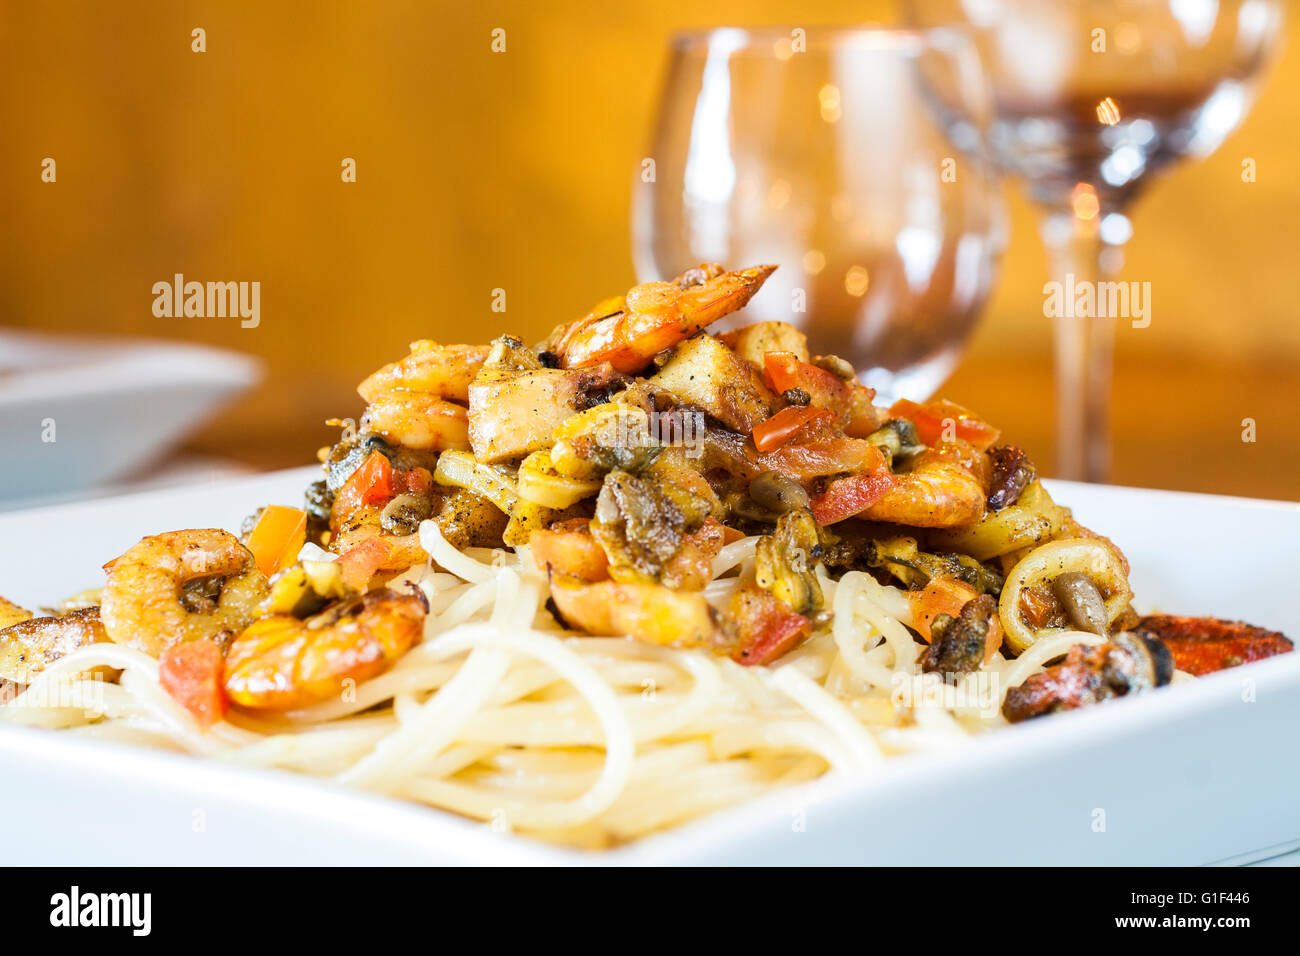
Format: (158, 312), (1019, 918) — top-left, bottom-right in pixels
(0, 330), (261, 503)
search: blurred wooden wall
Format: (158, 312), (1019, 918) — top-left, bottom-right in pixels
(2, 1), (1297, 492)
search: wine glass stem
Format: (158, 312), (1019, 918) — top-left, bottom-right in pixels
(1037, 206), (1129, 483)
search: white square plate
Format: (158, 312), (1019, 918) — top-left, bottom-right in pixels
(0, 469), (1296, 865)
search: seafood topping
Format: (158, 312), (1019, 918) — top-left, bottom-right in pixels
(650, 333), (778, 433)
(0, 607), (108, 684)
(552, 264), (776, 374)
(469, 340), (629, 463)
(920, 593), (999, 675)
(15, 261), (1291, 738)
(224, 588), (428, 710)
(1133, 615), (1293, 676)
(590, 470), (716, 588)
(747, 470), (811, 517)
(548, 577), (720, 651)
(986, 444), (1036, 511)
(99, 529), (268, 656)
(865, 419), (924, 467)
(0, 596), (33, 631)
(754, 508), (823, 614)
(846, 534), (1002, 594)
(853, 445), (988, 529)
(1002, 633), (1174, 723)
(1051, 571), (1108, 635)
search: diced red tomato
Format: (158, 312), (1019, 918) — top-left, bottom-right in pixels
(160, 639), (228, 728)
(1018, 587), (1056, 630)
(765, 352), (884, 438)
(890, 398), (1000, 451)
(751, 406), (833, 452)
(334, 452), (390, 518)
(729, 586), (812, 666)
(245, 505), (308, 577)
(810, 470), (895, 525)
(764, 352), (853, 410)
(354, 451), (395, 503)
(338, 536), (391, 589)
(333, 450), (395, 521)
(333, 454), (433, 524)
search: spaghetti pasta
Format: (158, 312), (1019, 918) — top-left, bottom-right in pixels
(1, 524), (1086, 848)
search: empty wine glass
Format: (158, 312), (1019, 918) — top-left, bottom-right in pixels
(632, 26), (1005, 405)
(905, 0), (1286, 481)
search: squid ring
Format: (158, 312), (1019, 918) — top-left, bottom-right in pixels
(999, 538), (1132, 655)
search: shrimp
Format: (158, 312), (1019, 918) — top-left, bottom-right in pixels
(0, 607), (108, 683)
(547, 574), (813, 666)
(548, 576), (720, 649)
(359, 393), (470, 451)
(224, 588), (428, 709)
(99, 529), (269, 656)
(858, 444), (989, 528)
(357, 341), (489, 404)
(553, 263), (777, 374)
(354, 341), (481, 452)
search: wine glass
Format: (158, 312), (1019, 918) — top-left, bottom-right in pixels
(904, 0), (1286, 481)
(632, 26), (1005, 405)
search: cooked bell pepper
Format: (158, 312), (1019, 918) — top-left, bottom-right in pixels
(245, 505), (308, 576)
(889, 398), (1000, 451)
(810, 470), (895, 525)
(751, 405), (833, 452)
